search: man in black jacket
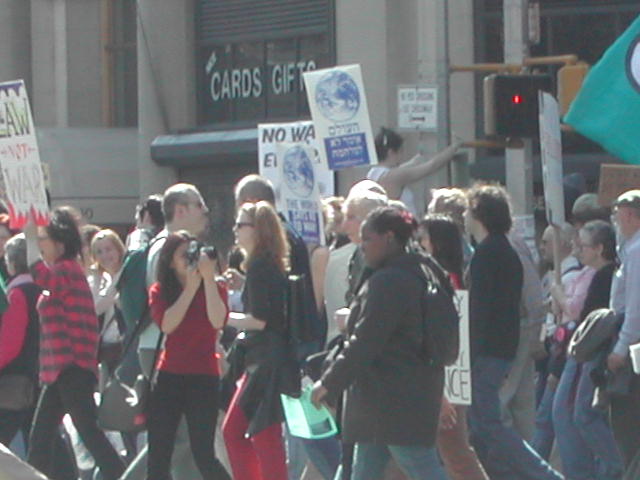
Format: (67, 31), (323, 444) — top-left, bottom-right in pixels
(465, 184), (563, 480)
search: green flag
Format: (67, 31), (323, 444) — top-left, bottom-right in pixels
(565, 15), (640, 164)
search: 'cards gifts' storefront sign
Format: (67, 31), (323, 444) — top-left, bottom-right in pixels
(197, 35), (333, 125)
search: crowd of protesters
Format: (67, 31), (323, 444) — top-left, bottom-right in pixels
(0, 128), (639, 480)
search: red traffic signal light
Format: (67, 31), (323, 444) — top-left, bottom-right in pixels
(484, 74), (553, 137)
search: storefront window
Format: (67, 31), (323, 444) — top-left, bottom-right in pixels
(198, 35), (332, 126)
(475, 1), (640, 154)
(104, 0), (138, 127)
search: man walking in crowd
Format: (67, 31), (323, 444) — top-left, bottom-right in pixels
(122, 183), (210, 480)
(465, 184), (563, 480)
(608, 190), (640, 467)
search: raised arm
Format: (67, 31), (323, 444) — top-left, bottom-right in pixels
(380, 140), (462, 195)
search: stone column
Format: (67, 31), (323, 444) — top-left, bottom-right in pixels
(137, 0), (197, 197)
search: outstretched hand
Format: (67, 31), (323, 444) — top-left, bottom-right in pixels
(310, 381), (328, 409)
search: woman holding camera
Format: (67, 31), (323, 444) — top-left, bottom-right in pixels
(146, 231), (231, 480)
(222, 201), (292, 480)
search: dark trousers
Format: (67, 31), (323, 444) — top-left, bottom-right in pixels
(611, 373), (640, 467)
(147, 371), (230, 480)
(0, 407), (31, 448)
(27, 366), (125, 480)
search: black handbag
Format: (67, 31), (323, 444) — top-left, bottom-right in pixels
(97, 314), (163, 432)
(0, 374), (35, 411)
(568, 308), (623, 363)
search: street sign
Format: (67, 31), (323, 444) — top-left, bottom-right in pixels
(397, 85), (438, 131)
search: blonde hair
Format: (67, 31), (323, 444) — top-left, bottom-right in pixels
(240, 201), (290, 274)
(91, 229), (126, 273)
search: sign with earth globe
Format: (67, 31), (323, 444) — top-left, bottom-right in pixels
(314, 70), (361, 122)
(282, 145), (315, 198)
(276, 142), (324, 245)
(304, 64), (377, 170)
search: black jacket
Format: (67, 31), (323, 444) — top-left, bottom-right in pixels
(321, 253), (443, 446)
(469, 233), (523, 360)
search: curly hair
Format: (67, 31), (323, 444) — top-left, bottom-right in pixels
(156, 231), (194, 305)
(47, 207), (83, 260)
(467, 183), (513, 235)
(363, 206), (414, 247)
(239, 201), (289, 274)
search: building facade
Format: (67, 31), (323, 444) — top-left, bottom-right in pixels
(0, 0), (638, 248)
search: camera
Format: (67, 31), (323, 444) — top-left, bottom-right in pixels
(185, 240), (218, 268)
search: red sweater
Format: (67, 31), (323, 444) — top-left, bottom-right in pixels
(0, 275), (31, 371)
(149, 281), (228, 376)
(31, 260), (99, 384)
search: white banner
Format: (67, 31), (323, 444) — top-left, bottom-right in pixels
(275, 142), (326, 246)
(0, 79), (48, 229)
(539, 92), (565, 226)
(445, 290), (472, 406)
(258, 121), (334, 211)
(303, 64), (377, 170)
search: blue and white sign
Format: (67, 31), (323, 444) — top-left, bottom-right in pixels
(303, 64), (377, 170)
(258, 122), (334, 243)
(276, 142), (325, 246)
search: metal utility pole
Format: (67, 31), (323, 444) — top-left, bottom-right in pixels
(503, 0), (534, 216)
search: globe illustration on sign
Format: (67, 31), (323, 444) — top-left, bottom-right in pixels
(282, 146), (315, 198)
(314, 70), (360, 122)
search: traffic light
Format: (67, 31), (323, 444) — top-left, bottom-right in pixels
(484, 74), (553, 137)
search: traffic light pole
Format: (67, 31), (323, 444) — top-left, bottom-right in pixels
(503, 0), (534, 217)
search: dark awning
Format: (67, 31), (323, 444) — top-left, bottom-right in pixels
(151, 128), (258, 167)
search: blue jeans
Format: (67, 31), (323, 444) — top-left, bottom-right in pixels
(469, 355), (563, 480)
(553, 357), (623, 480)
(351, 443), (448, 480)
(301, 436), (341, 480)
(531, 379), (557, 460)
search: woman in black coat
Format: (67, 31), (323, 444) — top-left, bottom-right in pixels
(312, 207), (448, 480)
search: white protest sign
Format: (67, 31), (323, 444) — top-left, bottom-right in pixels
(445, 290), (471, 406)
(275, 142), (325, 245)
(258, 121), (334, 215)
(397, 85), (438, 131)
(0, 80), (48, 229)
(303, 64), (377, 170)
(538, 92), (565, 227)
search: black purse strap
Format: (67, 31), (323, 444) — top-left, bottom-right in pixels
(108, 305), (164, 383)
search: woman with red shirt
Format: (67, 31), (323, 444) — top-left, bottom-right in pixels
(25, 207), (125, 480)
(147, 231), (231, 480)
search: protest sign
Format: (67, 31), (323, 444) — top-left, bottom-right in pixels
(445, 290), (471, 406)
(598, 163), (640, 207)
(258, 121), (334, 214)
(539, 92), (565, 227)
(303, 64), (377, 170)
(0, 80), (48, 229)
(275, 142), (325, 245)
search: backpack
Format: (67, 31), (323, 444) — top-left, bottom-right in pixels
(116, 235), (164, 334)
(411, 255), (460, 367)
(285, 274), (315, 346)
